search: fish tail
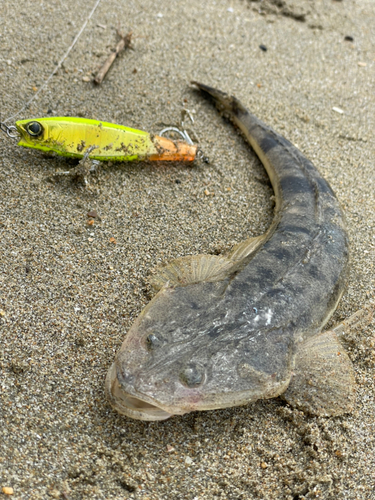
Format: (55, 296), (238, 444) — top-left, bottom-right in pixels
(191, 81), (246, 117)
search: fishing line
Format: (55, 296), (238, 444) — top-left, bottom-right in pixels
(3, 0), (102, 124)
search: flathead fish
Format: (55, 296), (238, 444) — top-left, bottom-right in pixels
(106, 82), (356, 420)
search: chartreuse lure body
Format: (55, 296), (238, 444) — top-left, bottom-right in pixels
(15, 117), (197, 162)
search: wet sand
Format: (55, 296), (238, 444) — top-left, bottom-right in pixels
(1, 0), (374, 498)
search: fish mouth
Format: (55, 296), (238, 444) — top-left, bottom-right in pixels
(105, 363), (173, 421)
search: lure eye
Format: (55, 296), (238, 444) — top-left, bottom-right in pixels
(26, 121), (43, 137)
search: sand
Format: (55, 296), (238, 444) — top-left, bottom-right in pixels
(1, 0), (374, 498)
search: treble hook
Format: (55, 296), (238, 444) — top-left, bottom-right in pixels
(0, 122), (18, 139)
(159, 108), (198, 145)
(158, 126), (194, 145)
(158, 109), (209, 163)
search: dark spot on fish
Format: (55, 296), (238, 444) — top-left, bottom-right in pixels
(259, 44), (267, 52)
(344, 35), (354, 42)
(266, 288), (286, 299)
(175, 179), (181, 184)
(208, 325), (221, 338)
(233, 262), (277, 291)
(268, 246), (292, 262)
(230, 97), (248, 120)
(180, 364), (205, 387)
(279, 224), (312, 236)
(280, 175), (312, 195)
(260, 135), (279, 153)
(308, 264), (321, 279)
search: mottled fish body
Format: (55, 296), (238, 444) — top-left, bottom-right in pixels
(106, 83), (354, 421)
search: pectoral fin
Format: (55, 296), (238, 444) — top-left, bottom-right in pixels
(283, 331), (355, 417)
(150, 254), (236, 292)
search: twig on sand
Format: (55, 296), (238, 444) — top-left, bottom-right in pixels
(94, 31), (133, 85)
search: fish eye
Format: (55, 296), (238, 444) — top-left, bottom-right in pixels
(26, 121), (43, 137)
(146, 334), (161, 350)
(179, 364), (205, 388)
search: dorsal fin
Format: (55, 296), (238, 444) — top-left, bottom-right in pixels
(227, 235), (266, 262)
(149, 234), (268, 292)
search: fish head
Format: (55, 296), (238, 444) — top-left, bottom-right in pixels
(106, 281), (295, 420)
(106, 283), (211, 421)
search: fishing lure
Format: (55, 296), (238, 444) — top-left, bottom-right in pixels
(13, 116), (197, 162)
